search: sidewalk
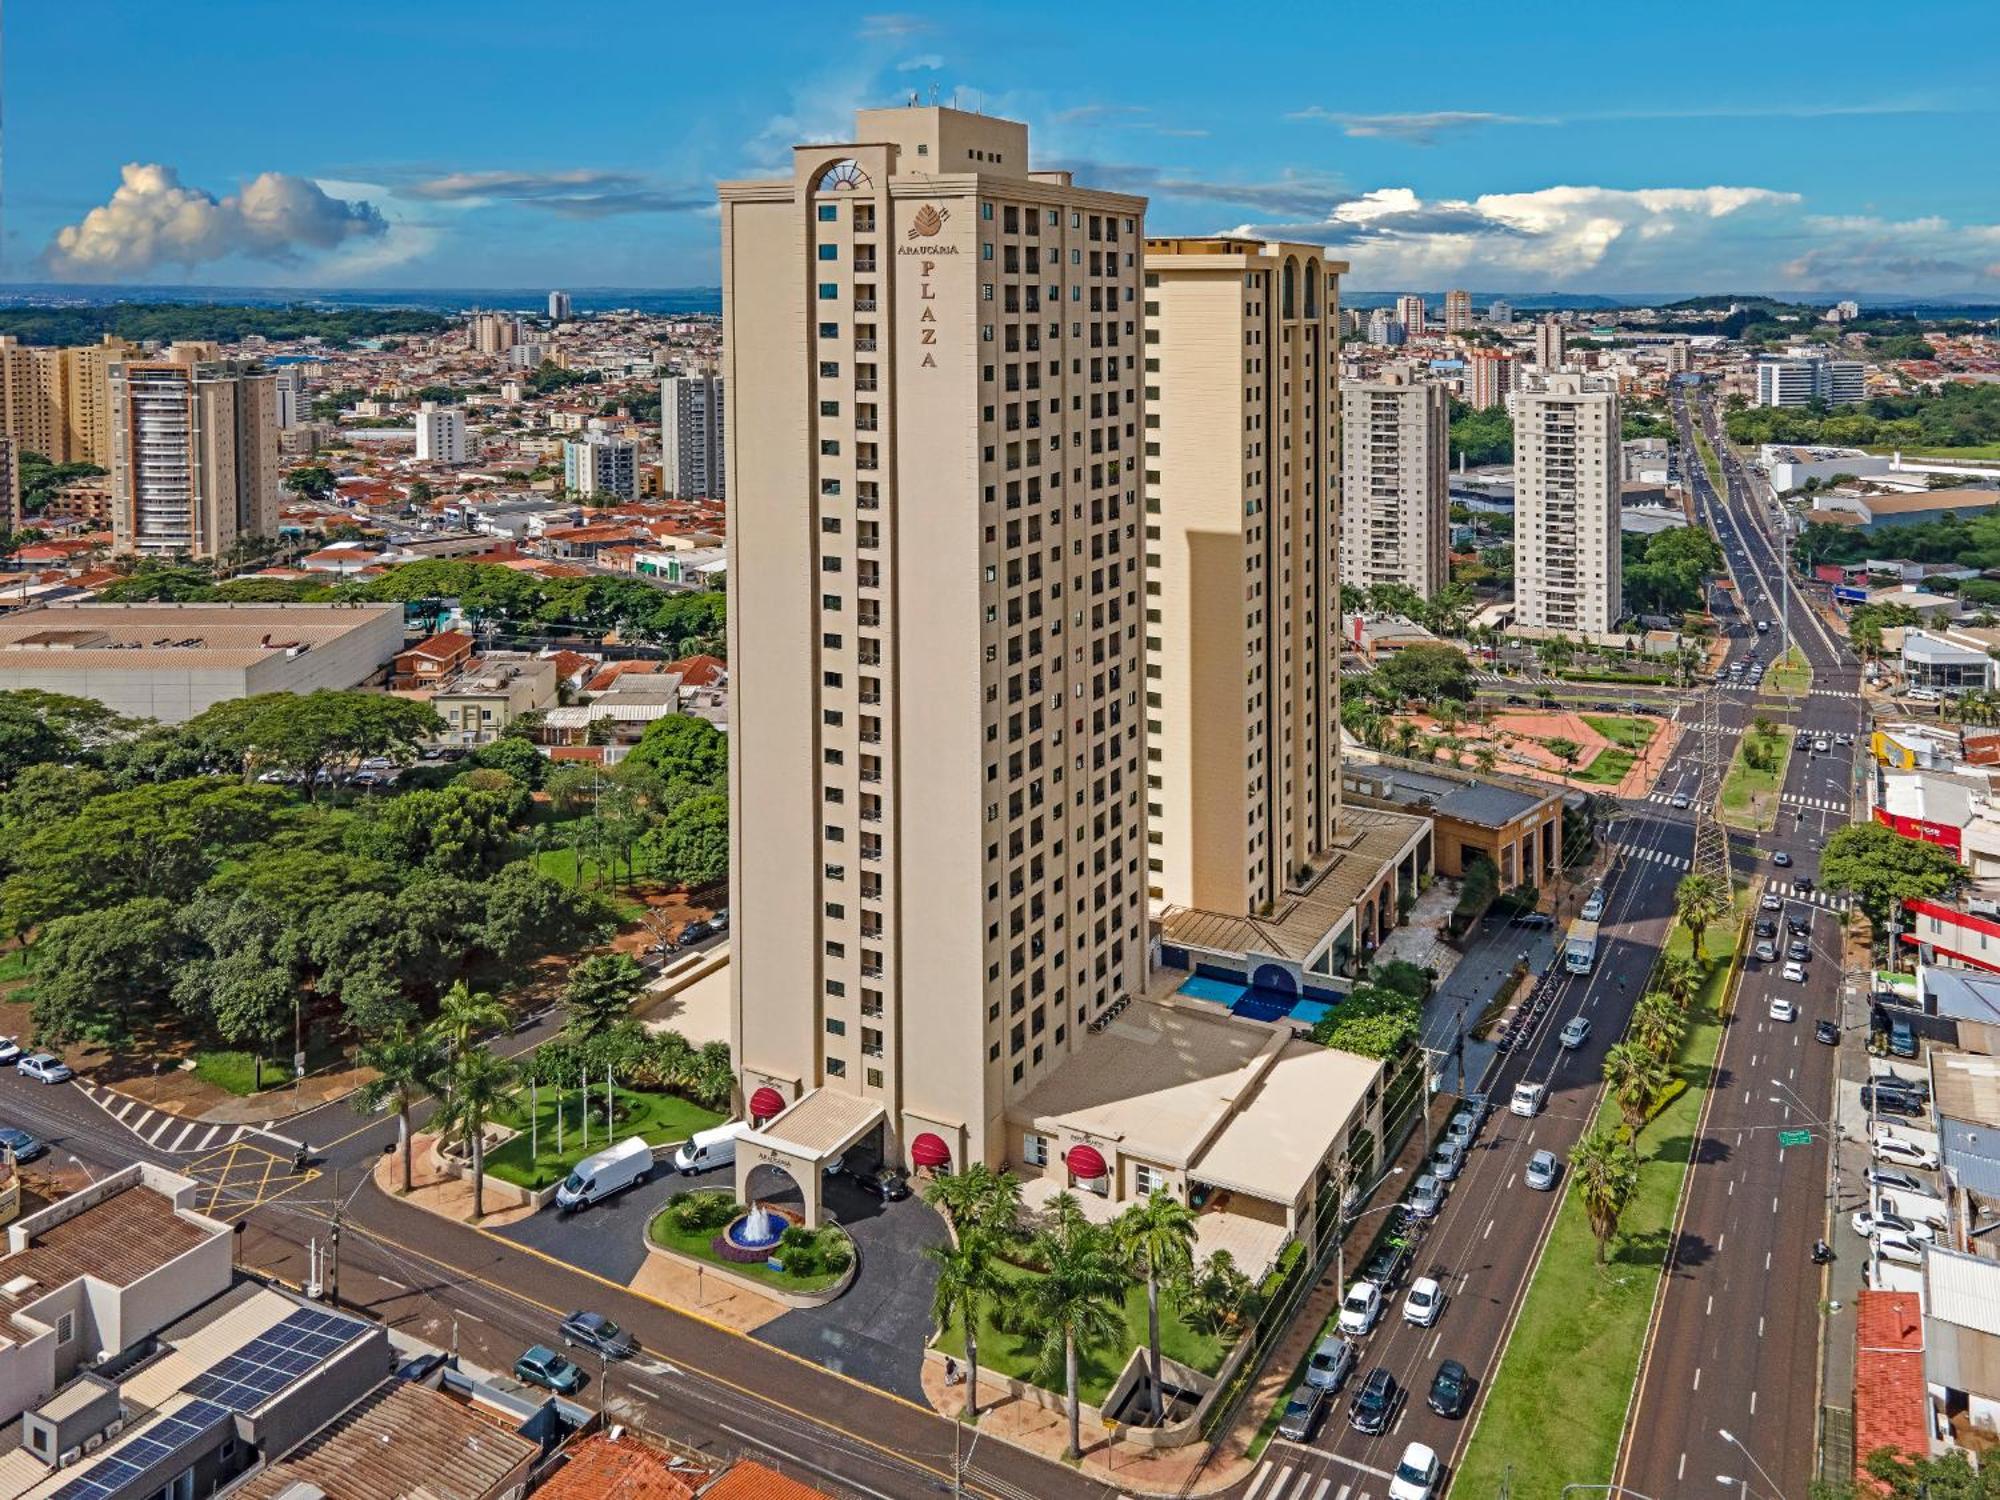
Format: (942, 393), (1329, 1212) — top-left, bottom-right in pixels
(368, 1132), (539, 1230)
(1425, 909), (1561, 1094)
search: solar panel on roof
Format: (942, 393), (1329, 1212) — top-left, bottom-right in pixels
(45, 1400), (229, 1500)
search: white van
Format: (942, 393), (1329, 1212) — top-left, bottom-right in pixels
(555, 1136), (654, 1213)
(673, 1121), (749, 1175)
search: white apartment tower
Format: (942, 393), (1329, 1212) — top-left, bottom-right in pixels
(1756, 354), (1864, 408)
(661, 371), (726, 499)
(721, 106), (1148, 1173)
(270, 366), (308, 430)
(562, 427), (637, 499)
(1534, 315), (1567, 370)
(548, 290), (573, 322)
(1395, 295), (1426, 340)
(1444, 289), (1472, 332)
(415, 401), (469, 464)
(1339, 363), (1450, 599)
(1513, 371), (1622, 635)
(1142, 237), (1344, 917)
(1367, 308), (1405, 346)
(108, 360), (279, 558)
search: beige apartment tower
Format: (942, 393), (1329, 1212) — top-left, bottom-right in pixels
(1141, 237), (1343, 917)
(1470, 350), (1515, 411)
(722, 106), (1148, 1173)
(1513, 371), (1622, 635)
(0, 334), (135, 468)
(109, 360), (279, 558)
(1534, 315), (1567, 370)
(1444, 289), (1472, 332)
(1339, 364), (1450, 599)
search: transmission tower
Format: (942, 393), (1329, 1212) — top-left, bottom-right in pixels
(1690, 676), (1733, 888)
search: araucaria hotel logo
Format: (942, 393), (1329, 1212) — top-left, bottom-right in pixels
(906, 204), (949, 239)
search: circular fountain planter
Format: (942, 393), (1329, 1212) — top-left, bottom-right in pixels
(713, 1204), (796, 1264)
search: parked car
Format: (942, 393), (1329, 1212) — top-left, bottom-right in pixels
(1275, 1383), (1327, 1443)
(1361, 1242), (1408, 1292)
(1852, 1209), (1935, 1242)
(852, 1165), (913, 1202)
(1890, 1017), (1919, 1059)
(1510, 1082), (1546, 1118)
(1403, 1175), (1445, 1221)
(1873, 1133), (1941, 1170)
(1861, 1085), (1927, 1119)
(1580, 889), (1607, 921)
(16, 1055), (71, 1085)
(1865, 1167), (1929, 1196)
(513, 1345), (585, 1394)
(1445, 1108), (1482, 1149)
(1402, 1276), (1444, 1328)
(1870, 1072), (1930, 1100)
(1349, 1368), (1398, 1434)
(1337, 1281), (1384, 1336)
(675, 919), (715, 949)
(1427, 1359), (1470, 1419)
(0, 1038), (22, 1066)
(1815, 1020), (1841, 1045)
(1875, 1231), (1927, 1267)
(1304, 1335), (1358, 1393)
(1559, 1016), (1591, 1049)
(1525, 1151), (1560, 1191)
(0, 1127), (45, 1163)
(1388, 1442), (1442, 1500)
(558, 1311), (637, 1359)
(1430, 1140), (1465, 1183)
(1769, 998), (1797, 1022)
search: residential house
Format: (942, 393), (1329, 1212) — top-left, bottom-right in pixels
(430, 653), (559, 744)
(391, 630), (476, 690)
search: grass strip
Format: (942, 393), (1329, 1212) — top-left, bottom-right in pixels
(1692, 425), (1725, 493)
(1765, 645), (1811, 699)
(484, 1086), (722, 1189)
(1453, 901), (1742, 1498)
(1719, 723), (1793, 832)
(1580, 714), (1660, 751)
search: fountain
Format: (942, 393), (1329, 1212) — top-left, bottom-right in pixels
(715, 1201), (790, 1263)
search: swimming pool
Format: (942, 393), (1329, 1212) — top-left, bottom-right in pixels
(1176, 974), (1334, 1028)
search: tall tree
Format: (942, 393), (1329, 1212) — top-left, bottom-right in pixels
(431, 1043), (515, 1220)
(928, 1225), (1002, 1423)
(356, 1023), (444, 1194)
(1673, 873), (1729, 959)
(562, 953), (647, 1040)
(1821, 822), (1964, 931)
(1570, 1127), (1641, 1263)
(1019, 1194), (1127, 1459)
(922, 1162), (1021, 1236)
(1113, 1190), (1199, 1423)
(1603, 1041), (1675, 1139)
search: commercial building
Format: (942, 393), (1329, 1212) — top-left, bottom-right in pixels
(721, 104), (1148, 1176)
(1812, 488), (2000, 531)
(1343, 757), (1562, 888)
(1534, 315), (1567, 370)
(1513, 371), (1622, 634)
(662, 370), (726, 499)
(1444, 288), (1472, 332)
(1339, 362), (1450, 598)
(0, 601), (405, 721)
(1756, 353), (1865, 408)
(562, 428), (638, 499)
(108, 359), (280, 558)
(1469, 349), (1516, 410)
(1395, 294), (1426, 340)
(414, 400), (469, 464)
(548, 289), (573, 321)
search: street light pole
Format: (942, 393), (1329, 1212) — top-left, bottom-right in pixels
(1719, 1426), (1789, 1500)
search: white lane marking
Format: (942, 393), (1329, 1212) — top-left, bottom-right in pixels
(1429, 1330), (1443, 1357)
(1759, 1316), (1766, 1339)
(1679, 1453), (1688, 1482)
(1245, 1462), (1275, 1500)
(1310, 1482), (1332, 1500)
(1694, 1366), (1702, 1390)
(1484, 1219), (1494, 1240)
(1706, 1294), (1713, 1316)
(1751, 1389), (1759, 1415)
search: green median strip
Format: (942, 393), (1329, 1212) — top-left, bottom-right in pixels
(1765, 645), (1811, 698)
(1453, 902), (1743, 1499)
(1719, 722), (1793, 832)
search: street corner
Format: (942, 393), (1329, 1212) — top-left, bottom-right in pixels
(186, 1138), (321, 1222)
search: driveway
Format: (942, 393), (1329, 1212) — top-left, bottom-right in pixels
(755, 1171), (949, 1402)
(497, 1157), (736, 1285)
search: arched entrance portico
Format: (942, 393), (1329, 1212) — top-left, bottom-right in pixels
(734, 1087), (885, 1230)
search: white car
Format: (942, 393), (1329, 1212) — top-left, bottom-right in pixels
(1873, 1132), (1942, 1171)
(1852, 1209), (1935, 1243)
(1769, 997), (1797, 1022)
(1388, 1442), (1442, 1500)
(1510, 1082), (1546, 1118)
(0, 1038), (21, 1066)
(15, 1054), (71, 1085)
(1559, 1016), (1591, 1049)
(1761, 893), (1783, 911)
(1875, 1231), (1927, 1267)
(1337, 1280), (1383, 1336)
(1402, 1276), (1443, 1328)
(1781, 962), (1807, 983)
(1581, 889), (1606, 921)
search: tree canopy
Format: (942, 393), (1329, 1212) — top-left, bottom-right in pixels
(1821, 822), (1963, 929)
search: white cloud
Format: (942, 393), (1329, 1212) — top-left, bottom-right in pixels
(1287, 109), (1548, 143)
(45, 163), (386, 279)
(896, 53), (944, 71)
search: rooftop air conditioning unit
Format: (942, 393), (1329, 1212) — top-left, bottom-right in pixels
(82, 1435), (101, 1454)
(58, 1449), (79, 1467)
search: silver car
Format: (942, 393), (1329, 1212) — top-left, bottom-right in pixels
(1404, 1173), (1445, 1220)
(1304, 1335), (1358, 1392)
(1430, 1139), (1465, 1182)
(1525, 1150), (1560, 1190)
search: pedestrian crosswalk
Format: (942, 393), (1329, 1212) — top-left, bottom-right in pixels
(1782, 793), (1847, 812)
(1244, 1460), (1368, 1500)
(1615, 841), (1691, 871)
(79, 1084), (251, 1154)
(1765, 878), (1851, 912)
(1644, 790), (1695, 806)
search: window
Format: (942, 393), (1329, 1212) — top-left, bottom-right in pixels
(55, 1312), (73, 1346)
(1134, 1163), (1165, 1196)
(866, 1068), (884, 1088)
(826, 1018), (847, 1036)
(818, 282), (838, 300)
(827, 1058), (847, 1077)
(818, 203), (839, 222)
(1022, 1132), (1049, 1166)
(818, 244), (839, 261)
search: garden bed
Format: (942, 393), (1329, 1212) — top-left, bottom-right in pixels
(647, 1190), (855, 1300)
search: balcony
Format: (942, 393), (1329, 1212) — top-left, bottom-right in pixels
(854, 298), (878, 312)
(855, 339), (878, 352)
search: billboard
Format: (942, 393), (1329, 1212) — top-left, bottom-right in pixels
(1834, 586), (1870, 604)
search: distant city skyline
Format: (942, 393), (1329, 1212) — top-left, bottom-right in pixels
(4, 0), (1997, 294)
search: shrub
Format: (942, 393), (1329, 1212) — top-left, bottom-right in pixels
(667, 1191), (739, 1232)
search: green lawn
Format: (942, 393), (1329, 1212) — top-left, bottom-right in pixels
(1865, 443), (2000, 462)
(934, 1256), (1234, 1407)
(526, 848), (651, 921)
(193, 1034), (348, 1096)
(1455, 899), (1742, 1498)
(1573, 748), (1637, 786)
(483, 1085), (722, 1189)
(0, 950), (32, 986)
(1692, 425), (1725, 492)
(648, 1191), (853, 1293)
(1580, 714), (1660, 751)
(1765, 645), (1811, 698)
(1719, 726), (1792, 831)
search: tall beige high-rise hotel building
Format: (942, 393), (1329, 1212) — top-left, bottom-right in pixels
(721, 107), (1148, 1171)
(1140, 238), (1343, 917)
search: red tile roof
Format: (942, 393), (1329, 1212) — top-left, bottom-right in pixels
(401, 630), (474, 663)
(701, 1459), (832, 1500)
(1854, 1289), (1929, 1489)
(532, 1433), (699, 1500)
(666, 654), (727, 688)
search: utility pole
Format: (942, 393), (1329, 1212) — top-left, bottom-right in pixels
(326, 1169), (341, 1306)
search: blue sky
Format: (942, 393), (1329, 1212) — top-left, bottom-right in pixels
(6, 0), (1997, 296)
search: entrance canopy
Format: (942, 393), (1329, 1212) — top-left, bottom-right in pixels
(734, 1088), (886, 1229)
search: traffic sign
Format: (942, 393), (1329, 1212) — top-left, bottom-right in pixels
(1778, 1128), (1812, 1148)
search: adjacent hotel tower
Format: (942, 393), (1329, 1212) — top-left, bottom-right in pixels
(1513, 371), (1622, 635)
(720, 106), (1148, 1171)
(1140, 238), (1344, 917)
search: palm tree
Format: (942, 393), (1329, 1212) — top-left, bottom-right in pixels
(428, 980), (507, 1063)
(1655, 953), (1704, 1014)
(1571, 1127), (1641, 1263)
(1113, 1190), (1199, 1424)
(928, 1225), (1002, 1422)
(1392, 722), (1422, 760)
(923, 1163), (1022, 1236)
(1473, 744), (1499, 777)
(432, 1043), (516, 1220)
(355, 1024), (444, 1194)
(1629, 992), (1686, 1058)
(1603, 1041), (1675, 1139)
(1673, 873), (1729, 961)
(1019, 1193), (1127, 1459)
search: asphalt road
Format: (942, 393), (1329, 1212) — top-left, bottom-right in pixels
(1249, 803), (1695, 1500)
(1613, 389), (1863, 1500)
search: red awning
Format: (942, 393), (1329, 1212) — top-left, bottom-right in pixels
(1066, 1144), (1108, 1180)
(910, 1132), (951, 1169)
(749, 1086), (786, 1122)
